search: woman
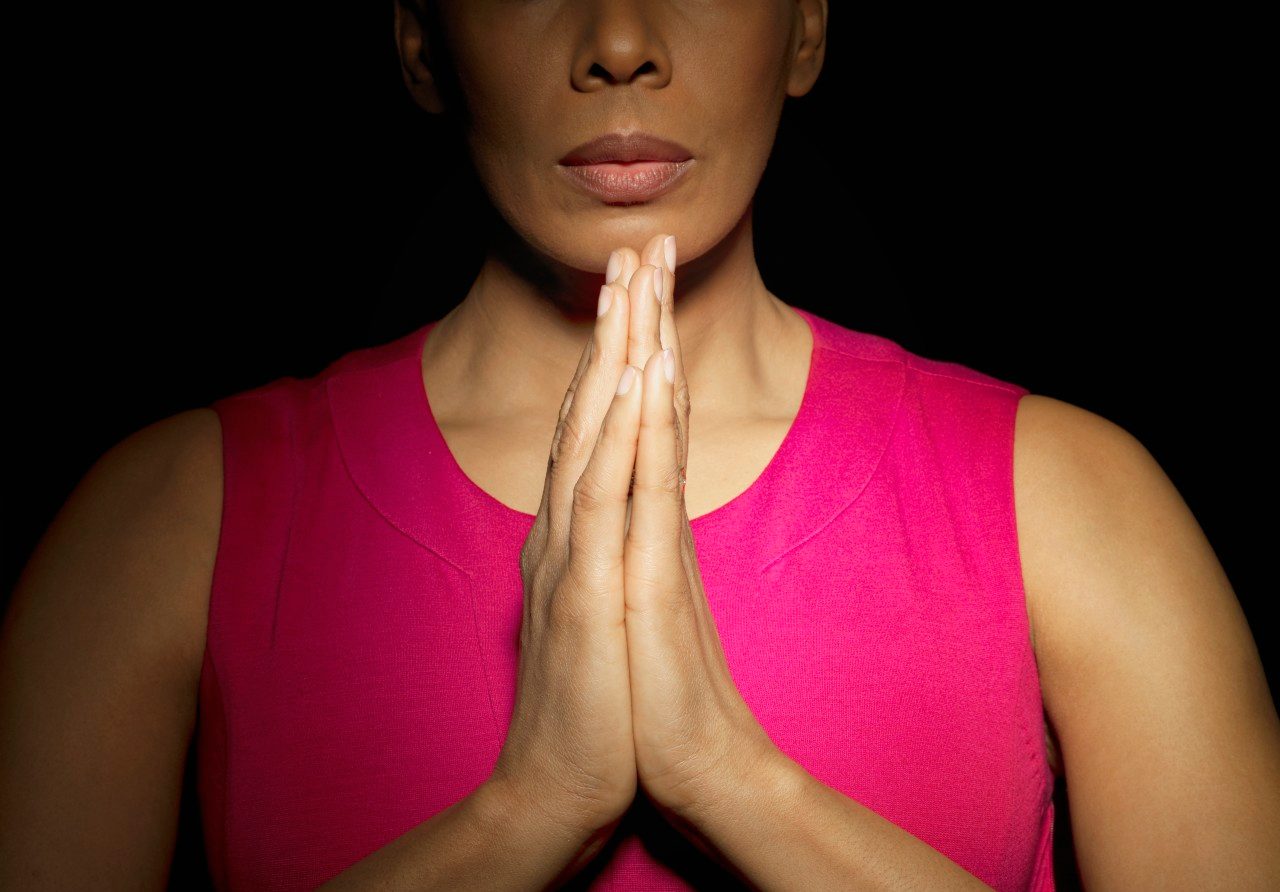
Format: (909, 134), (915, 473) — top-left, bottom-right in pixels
(3, 1), (1277, 889)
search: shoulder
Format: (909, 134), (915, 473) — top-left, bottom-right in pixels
(106, 406), (224, 493)
(99, 407), (226, 686)
(1010, 391), (1154, 523)
(1012, 391), (1145, 474)
(1008, 392), (1164, 650)
(79, 407), (225, 678)
(1008, 391), (1166, 656)
(69, 407), (224, 559)
(6, 404), (225, 721)
(93, 407), (224, 543)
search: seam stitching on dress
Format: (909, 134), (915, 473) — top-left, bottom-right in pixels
(761, 357), (908, 572)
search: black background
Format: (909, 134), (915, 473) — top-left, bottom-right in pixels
(7, 4), (1270, 890)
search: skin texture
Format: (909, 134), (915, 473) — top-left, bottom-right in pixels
(2, 1), (1276, 889)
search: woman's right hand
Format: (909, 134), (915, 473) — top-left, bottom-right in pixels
(489, 248), (649, 838)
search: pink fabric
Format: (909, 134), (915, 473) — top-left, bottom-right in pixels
(197, 306), (1056, 890)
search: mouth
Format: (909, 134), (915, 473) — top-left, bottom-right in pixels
(558, 131), (695, 204)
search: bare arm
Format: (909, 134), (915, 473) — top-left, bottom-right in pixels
(661, 746), (992, 890)
(0, 408), (612, 891)
(1013, 394), (1280, 888)
(0, 408), (223, 889)
(317, 777), (622, 890)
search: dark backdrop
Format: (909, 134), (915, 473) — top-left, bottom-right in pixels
(7, 5), (1268, 890)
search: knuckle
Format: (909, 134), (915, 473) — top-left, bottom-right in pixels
(565, 516), (591, 568)
(638, 407), (671, 433)
(675, 381), (691, 414)
(547, 577), (593, 630)
(632, 467), (681, 495)
(547, 429), (564, 473)
(587, 327), (614, 374)
(564, 524), (614, 591)
(571, 475), (623, 515)
(556, 386), (576, 426)
(660, 464), (684, 492)
(554, 412), (589, 469)
(520, 521), (548, 569)
(571, 483), (601, 516)
(520, 545), (542, 588)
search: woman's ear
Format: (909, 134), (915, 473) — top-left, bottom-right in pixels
(393, 0), (446, 114)
(786, 0), (828, 99)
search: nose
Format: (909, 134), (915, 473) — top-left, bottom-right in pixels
(571, 2), (672, 91)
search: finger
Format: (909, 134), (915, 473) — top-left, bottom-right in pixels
(546, 276), (631, 550)
(640, 231), (674, 290)
(642, 232), (676, 335)
(626, 343), (685, 599)
(565, 361), (644, 602)
(626, 264), (663, 375)
(652, 236), (689, 477)
(535, 243), (633, 539)
(625, 232), (669, 371)
(608, 246), (642, 291)
(537, 322), (595, 525)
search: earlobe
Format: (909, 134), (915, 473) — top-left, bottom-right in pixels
(393, 0), (446, 114)
(786, 0), (827, 98)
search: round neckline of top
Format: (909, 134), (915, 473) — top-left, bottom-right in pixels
(411, 303), (822, 530)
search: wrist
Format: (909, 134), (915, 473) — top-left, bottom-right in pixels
(478, 771), (605, 845)
(476, 773), (624, 885)
(682, 739), (805, 830)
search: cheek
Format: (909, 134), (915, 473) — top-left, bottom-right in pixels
(455, 85), (552, 226)
(690, 17), (792, 159)
(453, 44), (564, 189)
(691, 51), (789, 196)
(444, 19), (548, 176)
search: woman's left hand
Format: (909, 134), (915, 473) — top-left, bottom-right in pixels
(617, 233), (784, 826)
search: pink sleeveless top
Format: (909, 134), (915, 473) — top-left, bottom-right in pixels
(197, 306), (1056, 890)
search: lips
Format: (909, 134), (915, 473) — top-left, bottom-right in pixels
(558, 131), (695, 203)
(559, 131), (693, 166)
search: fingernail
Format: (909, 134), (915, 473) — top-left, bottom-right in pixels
(653, 267), (664, 304)
(606, 250), (621, 283)
(664, 235), (677, 273)
(662, 348), (675, 383)
(617, 365), (638, 395)
(597, 284), (612, 317)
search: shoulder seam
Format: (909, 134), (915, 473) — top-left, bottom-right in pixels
(813, 343), (907, 368)
(906, 360), (1029, 396)
(816, 343), (1025, 396)
(268, 383), (304, 649)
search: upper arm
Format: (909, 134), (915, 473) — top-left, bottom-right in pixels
(0, 407), (224, 889)
(1012, 393), (1280, 890)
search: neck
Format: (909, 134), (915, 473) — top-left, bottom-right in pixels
(423, 204), (804, 425)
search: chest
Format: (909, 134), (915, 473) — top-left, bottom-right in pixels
(202, 456), (1055, 891)
(437, 412), (1064, 778)
(435, 410), (794, 522)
